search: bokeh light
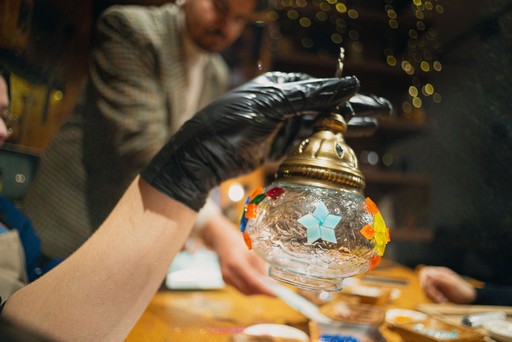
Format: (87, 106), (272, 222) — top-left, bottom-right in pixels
(271, 0), (445, 115)
(228, 182), (245, 202)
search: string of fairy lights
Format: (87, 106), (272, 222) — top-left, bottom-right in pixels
(266, 0), (445, 118)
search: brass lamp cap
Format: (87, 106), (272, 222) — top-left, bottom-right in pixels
(276, 112), (365, 192)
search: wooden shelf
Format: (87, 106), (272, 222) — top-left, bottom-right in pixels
(1, 142), (43, 157)
(346, 116), (427, 143)
(376, 116), (425, 133)
(272, 48), (434, 80)
(390, 228), (434, 242)
(362, 167), (431, 187)
(272, 50), (407, 78)
(274, 6), (432, 30)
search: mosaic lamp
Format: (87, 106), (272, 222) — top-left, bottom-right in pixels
(240, 50), (394, 291)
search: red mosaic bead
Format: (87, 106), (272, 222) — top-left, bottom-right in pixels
(265, 186), (285, 200)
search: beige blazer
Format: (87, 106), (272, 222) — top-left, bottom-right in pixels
(23, 3), (228, 258)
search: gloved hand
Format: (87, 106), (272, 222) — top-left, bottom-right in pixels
(141, 72), (360, 211)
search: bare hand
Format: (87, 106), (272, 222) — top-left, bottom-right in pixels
(419, 266), (476, 304)
(201, 215), (275, 297)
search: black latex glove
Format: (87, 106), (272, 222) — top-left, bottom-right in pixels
(141, 72), (360, 211)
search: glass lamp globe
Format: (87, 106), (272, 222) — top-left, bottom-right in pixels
(240, 112), (390, 292)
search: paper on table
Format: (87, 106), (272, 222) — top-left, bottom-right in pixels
(260, 277), (333, 324)
(166, 248), (225, 290)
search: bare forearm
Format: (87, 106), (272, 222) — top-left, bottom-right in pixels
(3, 177), (196, 341)
(200, 213), (233, 249)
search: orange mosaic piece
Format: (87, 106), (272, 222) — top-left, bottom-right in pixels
(243, 232), (252, 250)
(386, 227), (391, 243)
(244, 203), (258, 219)
(369, 255), (381, 271)
(360, 224), (375, 239)
(365, 197), (379, 215)
(249, 186), (263, 201)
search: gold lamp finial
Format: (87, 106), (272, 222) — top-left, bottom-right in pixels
(275, 47), (365, 193)
(275, 111), (365, 192)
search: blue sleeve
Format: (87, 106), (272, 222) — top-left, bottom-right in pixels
(0, 197), (42, 281)
(0, 197), (62, 281)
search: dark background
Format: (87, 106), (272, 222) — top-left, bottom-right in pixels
(1, 0), (511, 285)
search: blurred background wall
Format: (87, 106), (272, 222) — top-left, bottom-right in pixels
(1, 0), (511, 284)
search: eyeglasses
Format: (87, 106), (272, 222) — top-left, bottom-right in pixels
(1, 111), (18, 135)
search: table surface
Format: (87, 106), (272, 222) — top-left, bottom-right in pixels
(126, 259), (439, 341)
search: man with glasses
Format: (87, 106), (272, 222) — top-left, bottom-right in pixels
(23, 0), (275, 296)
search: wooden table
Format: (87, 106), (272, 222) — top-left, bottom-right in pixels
(125, 260), (432, 342)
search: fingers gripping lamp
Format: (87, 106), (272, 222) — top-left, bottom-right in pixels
(240, 49), (393, 292)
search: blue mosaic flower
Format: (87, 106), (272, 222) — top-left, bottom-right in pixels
(298, 202), (342, 244)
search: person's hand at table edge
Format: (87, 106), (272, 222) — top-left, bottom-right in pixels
(419, 266), (476, 304)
